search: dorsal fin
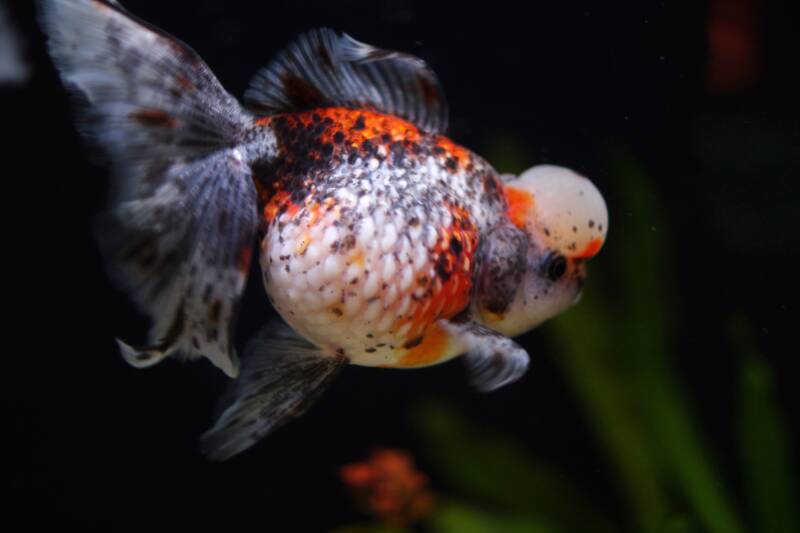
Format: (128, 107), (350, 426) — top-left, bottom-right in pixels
(245, 28), (449, 133)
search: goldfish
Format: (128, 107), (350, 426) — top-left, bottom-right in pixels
(40, 0), (608, 460)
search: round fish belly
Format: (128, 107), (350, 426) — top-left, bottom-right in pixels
(262, 190), (478, 367)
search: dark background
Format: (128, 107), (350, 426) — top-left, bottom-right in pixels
(5, 0), (798, 531)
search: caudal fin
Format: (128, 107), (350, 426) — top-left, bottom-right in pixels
(202, 322), (347, 461)
(39, 0), (261, 376)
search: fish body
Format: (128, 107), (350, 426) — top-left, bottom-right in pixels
(254, 108), (504, 368)
(40, 0), (608, 459)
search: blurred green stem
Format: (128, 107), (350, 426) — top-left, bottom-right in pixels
(415, 401), (617, 533)
(612, 150), (744, 533)
(429, 500), (557, 533)
(551, 301), (670, 531)
(734, 317), (799, 533)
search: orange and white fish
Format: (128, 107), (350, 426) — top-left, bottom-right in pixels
(40, 0), (608, 459)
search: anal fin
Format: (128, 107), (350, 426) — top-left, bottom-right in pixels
(201, 322), (347, 461)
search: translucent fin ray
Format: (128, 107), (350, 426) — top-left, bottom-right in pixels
(39, 0), (258, 376)
(440, 319), (530, 392)
(202, 322), (347, 460)
(99, 150), (257, 377)
(245, 28), (448, 133)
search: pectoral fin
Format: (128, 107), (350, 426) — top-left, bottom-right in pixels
(201, 322), (347, 461)
(440, 319), (530, 392)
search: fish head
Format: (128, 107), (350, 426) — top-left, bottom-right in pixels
(474, 165), (608, 337)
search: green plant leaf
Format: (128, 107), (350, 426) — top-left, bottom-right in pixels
(736, 344), (799, 533)
(414, 401), (616, 533)
(429, 501), (556, 533)
(329, 524), (410, 533)
(547, 299), (669, 532)
(610, 149), (745, 533)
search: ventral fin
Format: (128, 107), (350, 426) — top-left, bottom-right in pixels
(245, 28), (448, 133)
(201, 321), (348, 460)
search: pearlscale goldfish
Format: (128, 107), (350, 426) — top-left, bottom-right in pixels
(40, 0), (608, 460)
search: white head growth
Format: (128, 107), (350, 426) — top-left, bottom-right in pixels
(506, 165), (608, 259)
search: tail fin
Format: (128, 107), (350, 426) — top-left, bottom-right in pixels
(202, 322), (347, 461)
(39, 0), (259, 376)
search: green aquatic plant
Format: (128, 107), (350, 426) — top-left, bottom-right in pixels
(734, 319), (798, 533)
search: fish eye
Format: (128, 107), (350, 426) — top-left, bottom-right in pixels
(545, 253), (568, 281)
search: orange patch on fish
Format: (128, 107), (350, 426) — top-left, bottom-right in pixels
(263, 189), (327, 230)
(295, 232), (311, 255)
(350, 248), (366, 267)
(396, 323), (451, 367)
(391, 204), (477, 352)
(574, 237), (604, 259)
(481, 309), (505, 324)
(256, 107), (423, 147)
(262, 190), (303, 223)
(433, 135), (470, 167)
(504, 185), (535, 229)
(263, 191), (286, 222)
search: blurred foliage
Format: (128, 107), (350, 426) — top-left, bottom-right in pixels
(429, 501), (556, 533)
(733, 319), (799, 533)
(416, 402), (615, 533)
(547, 149), (744, 533)
(332, 525), (409, 533)
(335, 147), (797, 532)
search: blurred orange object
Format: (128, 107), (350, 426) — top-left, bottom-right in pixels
(341, 448), (436, 527)
(707, 0), (761, 92)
